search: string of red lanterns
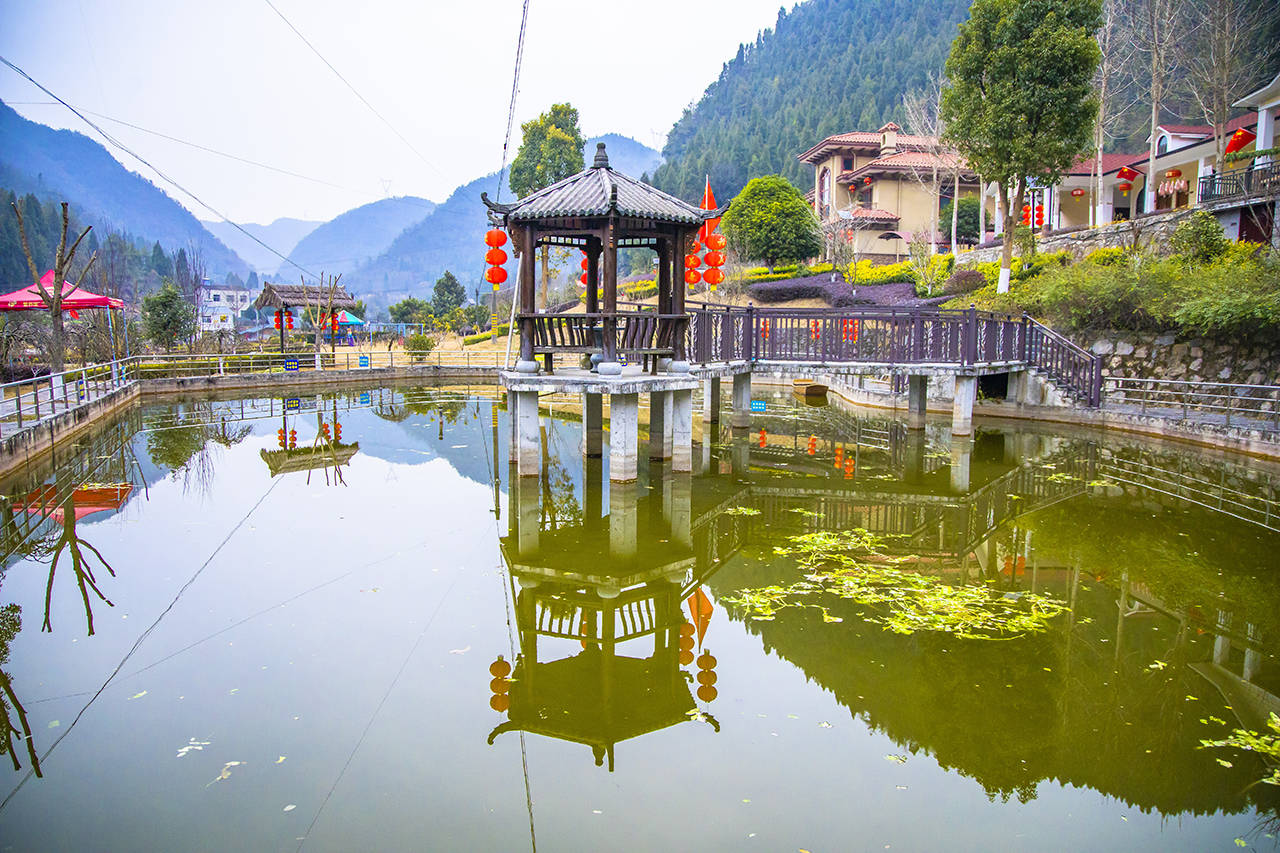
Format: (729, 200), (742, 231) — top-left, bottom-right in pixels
(484, 229), (508, 289)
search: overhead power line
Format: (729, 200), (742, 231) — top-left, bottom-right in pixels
(261, 0), (446, 182)
(0, 55), (319, 279)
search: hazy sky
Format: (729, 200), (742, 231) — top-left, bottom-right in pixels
(0, 0), (787, 226)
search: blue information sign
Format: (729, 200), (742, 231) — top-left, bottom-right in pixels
(76, 379), (87, 401)
(284, 358), (300, 372)
(359, 391), (371, 406)
(358, 354), (370, 369)
(285, 398), (301, 412)
(750, 399), (766, 413)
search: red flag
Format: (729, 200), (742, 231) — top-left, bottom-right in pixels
(1115, 165), (1139, 182)
(1225, 127), (1257, 155)
(699, 177), (719, 243)
(687, 587), (714, 648)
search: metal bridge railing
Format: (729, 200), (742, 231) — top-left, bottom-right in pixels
(1103, 376), (1280, 434)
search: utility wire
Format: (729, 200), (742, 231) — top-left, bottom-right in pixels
(262, 0), (445, 182)
(0, 56), (319, 279)
(493, 0), (532, 205)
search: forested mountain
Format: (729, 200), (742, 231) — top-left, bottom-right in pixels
(0, 100), (248, 276)
(653, 0), (971, 201)
(342, 136), (660, 303)
(201, 217), (320, 275)
(280, 196), (436, 281)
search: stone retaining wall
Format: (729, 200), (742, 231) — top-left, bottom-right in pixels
(959, 208), (1197, 265)
(1080, 330), (1280, 386)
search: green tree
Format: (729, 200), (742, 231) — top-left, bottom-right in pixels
(720, 175), (823, 271)
(388, 296), (432, 325)
(150, 242), (172, 280)
(940, 0), (1102, 292)
(431, 270), (466, 315)
(510, 103), (586, 307)
(142, 280), (195, 353)
(940, 196), (983, 243)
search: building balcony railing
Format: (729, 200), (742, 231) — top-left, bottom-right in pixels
(1197, 162), (1280, 203)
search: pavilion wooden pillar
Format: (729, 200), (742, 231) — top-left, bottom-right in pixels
(586, 236), (602, 367)
(518, 225), (537, 369)
(656, 236), (672, 359)
(600, 214), (620, 373)
(671, 228), (687, 363)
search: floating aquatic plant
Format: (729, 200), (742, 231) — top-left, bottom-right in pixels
(723, 529), (1069, 640)
(1199, 713), (1280, 788)
(724, 506), (761, 517)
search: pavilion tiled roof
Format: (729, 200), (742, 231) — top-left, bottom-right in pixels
(483, 143), (721, 225)
(843, 206), (900, 221)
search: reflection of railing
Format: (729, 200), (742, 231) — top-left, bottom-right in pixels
(1100, 453), (1279, 532)
(1104, 376), (1280, 433)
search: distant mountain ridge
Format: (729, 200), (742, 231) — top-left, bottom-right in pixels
(201, 217), (321, 275)
(341, 135), (661, 300)
(0, 99), (248, 275)
(281, 195), (435, 281)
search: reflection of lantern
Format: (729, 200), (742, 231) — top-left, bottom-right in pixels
(679, 650), (694, 666)
(484, 229), (508, 247)
(706, 233), (727, 251)
(684, 254), (701, 269)
(485, 247), (508, 266)
(834, 445), (843, 469)
(485, 266), (508, 285)
(490, 657), (511, 677)
(703, 268), (724, 286)
(758, 428), (767, 448)
(684, 269), (702, 285)
(697, 652), (716, 670)
(1070, 188), (1086, 198)
(807, 434), (817, 455)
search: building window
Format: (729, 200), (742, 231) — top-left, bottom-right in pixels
(842, 156), (854, 172)
(819, 168), (831, 219)
(1157, 136), (1168, 155)
(211, 293), (220, 302)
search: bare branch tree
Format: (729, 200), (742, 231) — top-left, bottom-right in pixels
(301, 273), (341, 368)
(1177, 0), (1280, 171)
(903, 76), (947, 255)
(11, 201), (96, 375)
(1130, 0), (1185, 214)
(1091, 0), (1136, 225)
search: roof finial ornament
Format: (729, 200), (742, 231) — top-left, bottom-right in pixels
(593, 142), (610, 169)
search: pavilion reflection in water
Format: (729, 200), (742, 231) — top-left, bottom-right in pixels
(488, 462), (722, 770)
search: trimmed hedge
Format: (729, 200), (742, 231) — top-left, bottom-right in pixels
(747, 271), (860, 307)
(463, 323), (511, 345)
(845, 260), (915, 285)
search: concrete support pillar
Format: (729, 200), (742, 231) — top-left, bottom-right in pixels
(649, 391), (672, 460)
(905, 429), (926, 484)
(949, 436), (972, 494)
(609, 480), (638, 559)
(702, 377), (721, 423)
(1244, 623), (1261, 682)
(907, 375), (928, 430)
(952, 375), (977, 437)
(670, 472), (693, 548)
(582, 392), (603, 458)
(514, 474), (541, 557)
(609, 393), (640, 483)
(515, 390), (542, 477)
(1213, 611), (1232, 666)
(507, 390), (519, 463)
(1007, 370), (1028, 407)
(731, 430), (750, 476)
(731, 372), (752, 428)
(672, 389), (694, 473)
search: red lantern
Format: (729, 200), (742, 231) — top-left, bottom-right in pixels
(285, 312), (293, 330)
(1071, 188), (1086, 197)
(1118, 181), (1132, 195)
(704, 251), (725, 268)
(684, 269), (702, 285)
(684, 254), (701, 269)
(1164, 168), (1182, 179)
(578, 272), (587, 285)
(484, 247), (507, 266)
(703, 268), (724, 286)
(689, 240), (702, 253)
(273, 310), (281, 329)
(580, 257), (589, 271)
(1034, 204), (1044, 226)
(484, 229), (508, 248)
(863, 176), (872, 185)
(485, 266), (508, 285)
(1021, 204), (1031, 226)
(706, 233), (727, 251)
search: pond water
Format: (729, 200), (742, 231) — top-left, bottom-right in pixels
(0, 382), (1277, 852)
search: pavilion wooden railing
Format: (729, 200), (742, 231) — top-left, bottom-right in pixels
(519, 310), (689, 363)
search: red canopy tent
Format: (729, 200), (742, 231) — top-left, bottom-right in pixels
(0, 270), (123, 317)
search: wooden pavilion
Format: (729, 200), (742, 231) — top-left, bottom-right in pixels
(483, 142), (726, 375)
(252, 282), (359, 351)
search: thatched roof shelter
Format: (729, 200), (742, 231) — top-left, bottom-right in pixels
(260, 442), (360, 476)
(253, 282), (359, 312)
